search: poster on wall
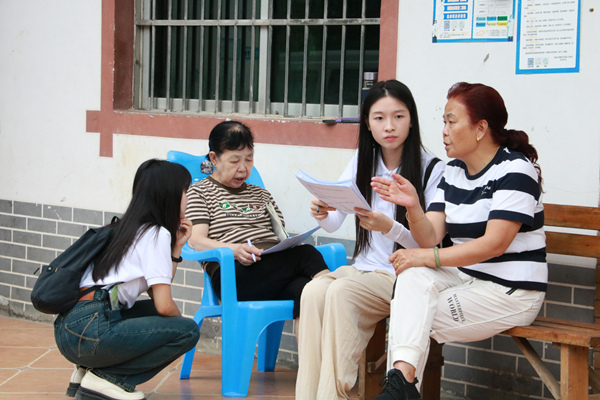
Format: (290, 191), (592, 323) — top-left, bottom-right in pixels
(516, 0), (580, 74)
(432, 0), (516, 43)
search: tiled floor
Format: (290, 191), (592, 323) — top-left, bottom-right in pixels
(0, 315), (465, 400)
(0, 315), (302, 399)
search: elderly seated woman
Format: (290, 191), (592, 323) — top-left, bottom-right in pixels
(185, 120), (329, 323)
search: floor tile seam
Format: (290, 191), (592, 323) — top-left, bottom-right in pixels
(150, 391), (223, 396)
(0, 391), (67, 394)
(0, 318), (54, 325)
(144, 368), (174, 394)
(0, 368), (23, 389)
(24, 347), (54, 368)
(0, 328), (54, 331)
(0, 348), (62, 370)
(1, 366), (72, 370)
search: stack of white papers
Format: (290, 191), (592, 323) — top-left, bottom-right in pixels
(262, 225), (321, 254)
(296, 170), (371, 214)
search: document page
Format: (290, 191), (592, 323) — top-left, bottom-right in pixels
(262, 225), (321, 255)
(296, 170), (371, 214)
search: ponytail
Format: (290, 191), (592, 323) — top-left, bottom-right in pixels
(499, 128), (543, 187)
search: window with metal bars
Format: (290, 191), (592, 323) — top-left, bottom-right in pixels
(134, 0), (380, 118)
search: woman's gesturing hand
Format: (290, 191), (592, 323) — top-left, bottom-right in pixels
(311, 198), (336, 220)
(371, 173), (419, 208)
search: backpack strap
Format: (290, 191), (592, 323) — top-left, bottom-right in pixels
(423, 157), (442, 191)
(77, 285), (102, 300)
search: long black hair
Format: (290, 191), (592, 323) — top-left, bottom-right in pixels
(354, 80), (426, 258)
(92, 159), (192, 281)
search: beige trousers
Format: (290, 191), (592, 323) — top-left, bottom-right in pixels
(296, 265), (396, 400)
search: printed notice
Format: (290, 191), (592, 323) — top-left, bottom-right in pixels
(473, 0), (515, 40)
(433, 0), (515, 42)
(516, 0), (580, 74)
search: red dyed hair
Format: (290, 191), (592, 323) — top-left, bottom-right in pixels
(447, 82), (542, 184)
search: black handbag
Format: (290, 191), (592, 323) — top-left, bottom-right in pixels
(30, 217), (118, 314)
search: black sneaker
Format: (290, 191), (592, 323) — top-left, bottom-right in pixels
(371, 369), (422, 400)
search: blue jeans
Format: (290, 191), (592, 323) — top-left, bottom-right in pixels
(54, 289), (200, 392)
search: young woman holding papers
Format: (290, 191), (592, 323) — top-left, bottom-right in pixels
(295, 80), (446, 400)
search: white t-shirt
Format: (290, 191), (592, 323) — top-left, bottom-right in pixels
(318, 149), (445, 275)
(80, 226), (173, 309)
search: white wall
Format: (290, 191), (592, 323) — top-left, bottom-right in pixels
(0, 0), (357, 239)
(0, 1), (104, 206)
(1, 1), (598, 244)
(397, 0), (600, 207)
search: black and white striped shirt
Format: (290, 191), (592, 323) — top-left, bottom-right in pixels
(428, 147), (547, 291)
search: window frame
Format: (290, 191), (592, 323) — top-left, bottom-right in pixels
(134, 0), (381, 119)
(86, 0), (398, 157)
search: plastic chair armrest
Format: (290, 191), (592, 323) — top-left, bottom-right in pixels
(181, 243), (238, 305)
(315, 243), (347, 272)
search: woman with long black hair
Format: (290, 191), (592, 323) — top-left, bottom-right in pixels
(54, 159), (200, 400)
(295, 80), (445, 400)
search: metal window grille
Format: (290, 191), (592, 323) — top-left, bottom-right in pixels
(134, 0), (380, 118)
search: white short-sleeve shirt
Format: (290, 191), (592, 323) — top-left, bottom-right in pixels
(80, 226), (173, 309)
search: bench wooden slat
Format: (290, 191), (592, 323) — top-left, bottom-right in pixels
(544, 203), (600, 230)
(506, 326), (599, 347)
(530, 316), (600, 331)
(508, 323), (600, 340)
(522, 317), (600, 335)
(546, 231), (600, 259)
(505, 319), (600, 348)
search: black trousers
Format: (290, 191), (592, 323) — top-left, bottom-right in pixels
(211, 245), (328, 318)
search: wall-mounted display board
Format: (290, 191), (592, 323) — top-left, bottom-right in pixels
(516, 0), (581, 74)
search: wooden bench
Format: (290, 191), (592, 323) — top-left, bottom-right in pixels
(359, 203), (600, 400)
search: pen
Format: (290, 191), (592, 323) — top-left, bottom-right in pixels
(247, 239), (257, 262)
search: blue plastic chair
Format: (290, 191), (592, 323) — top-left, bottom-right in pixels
(168, 150), (347, 397)
(167, 150), (265, 187)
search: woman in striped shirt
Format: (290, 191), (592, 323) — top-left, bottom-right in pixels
(185, 121), (328, 321)
(371, 82), (547, 400)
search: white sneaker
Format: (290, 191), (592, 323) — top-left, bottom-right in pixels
(75, 371), (145, 400)
(67, 365), (86, 397)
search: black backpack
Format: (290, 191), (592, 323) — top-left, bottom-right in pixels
(30, 218), (118, 314)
